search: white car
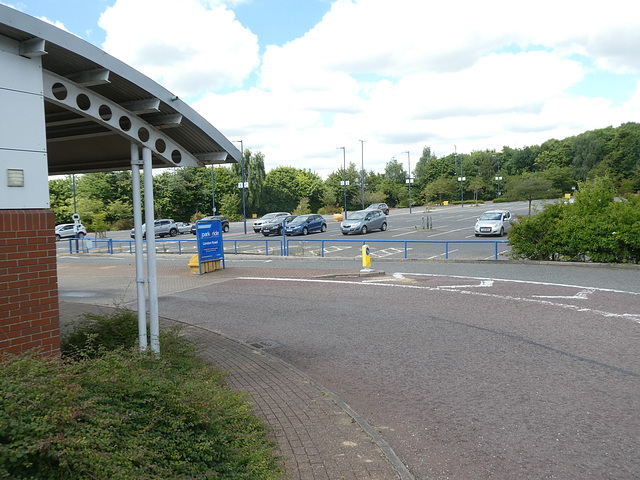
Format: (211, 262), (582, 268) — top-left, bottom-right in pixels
(55, 223), (87, 240)
(175, 222), (191, 234)
(474, 210), (512, 237)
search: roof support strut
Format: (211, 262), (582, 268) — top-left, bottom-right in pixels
(131, 143), (148, 351)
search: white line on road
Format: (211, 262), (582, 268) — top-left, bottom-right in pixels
(236, 276), (640, 324)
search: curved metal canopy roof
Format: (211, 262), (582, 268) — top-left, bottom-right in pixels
(0, 5), (240, 175)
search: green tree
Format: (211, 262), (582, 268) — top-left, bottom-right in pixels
(503, 173), (558, 215)
(468, 176), (485, 204)
(384, 157), (407, 184)
(422, 176), (458, 204)
(219, 192), (242, 221)
(263, 167), (302, 213)
(49, 176), (74, 223)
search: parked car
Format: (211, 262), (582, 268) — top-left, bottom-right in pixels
(261, 214), (296, 236)
(190, 215), (230, 234)
(284, 214), (327, 236)
(175, 222), (191, 234)
(130, 219), (178, 239)
(341, 209), (387, 235)
(367, 203), (389, 215)
(55, 223), (87, 241)
(474, 210), (512, 237)
(253, 212), (289, 233)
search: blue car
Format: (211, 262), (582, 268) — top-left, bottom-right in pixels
(284, 214), (327, 236)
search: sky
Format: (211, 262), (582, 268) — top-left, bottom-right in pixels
(6, 0), (640, 178)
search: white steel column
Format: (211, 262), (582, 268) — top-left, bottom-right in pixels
(130, 143), (147, 350)
(142, 146), (160, 354)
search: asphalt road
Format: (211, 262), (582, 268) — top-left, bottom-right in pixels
(153, 263), (639, 479)
(58, 250), (640, 479)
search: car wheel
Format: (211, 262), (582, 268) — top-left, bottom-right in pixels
(77, 232), (85, 239)
(223, 225), (229, 233)
(278, 227), (283, 236)
(262, 232), (269, 236)
(55, 234), (61, 241)
(475, 234), (480, 237)
(361, 225), (368, 234)
(302, 227), (308, 235)
(342, 231), (348, 235)
(321, 223), (327, 232)
(499, 227), (504, 236)
(169, 229), (178, 237)
(381, 222), (387, 231)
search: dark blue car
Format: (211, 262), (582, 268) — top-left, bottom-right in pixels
(284, 214), (327, 236)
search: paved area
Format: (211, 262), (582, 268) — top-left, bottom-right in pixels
(58, 260), (408, 480)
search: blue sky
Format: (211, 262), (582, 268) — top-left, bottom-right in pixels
(6, 0), (640, 178)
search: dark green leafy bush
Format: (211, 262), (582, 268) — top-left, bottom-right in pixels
(1, 310), (282, 479)
(509, 178), (640, 263)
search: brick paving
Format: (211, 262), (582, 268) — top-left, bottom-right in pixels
(58, 262), (405, 479)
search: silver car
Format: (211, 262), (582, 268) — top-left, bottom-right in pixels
(55, 223), (87, 240)
(253, 212), (289, 233)
(474, 210), (512, 236)
(341, 209), (387, 235)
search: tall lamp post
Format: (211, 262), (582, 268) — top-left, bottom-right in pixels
(454, 145), (458, 201)
(405, 151), (412, 214)
(233, 140), (247, 234)
(493, 154), (501, 198)
(359, 140), (365, 209)
(337, 146), (347, 220)
(211, 165), (216, 215)
(458, 160), (465, 208)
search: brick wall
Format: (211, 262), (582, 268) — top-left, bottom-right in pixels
(0, 209), (60, 356)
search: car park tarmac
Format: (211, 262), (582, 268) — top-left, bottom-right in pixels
(57, 248), (640, 479)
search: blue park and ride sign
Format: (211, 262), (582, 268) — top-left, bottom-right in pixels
(195, 219), (225, 271)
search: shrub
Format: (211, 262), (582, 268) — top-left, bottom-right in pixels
(508, 178), (640, 263)
(1, 309), (283, 479)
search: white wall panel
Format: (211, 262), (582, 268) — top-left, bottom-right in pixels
(0, 150), (49, 208)
(0, 38), (48, 209)
(0, 47), (43, 95)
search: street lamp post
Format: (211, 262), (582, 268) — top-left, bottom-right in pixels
(359, 140), (365, 209)
(458, 160), (465, 208)
(494, 154), (501, 198)
(454, 145), (458, 201)
(233, 140), (247, 234)
(72, 174), (77, 214)
(337, 147), (347, 220)
(405, 151), (412, 214)
(211, 165), (216, 215)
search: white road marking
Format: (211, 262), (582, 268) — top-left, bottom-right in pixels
(236, 276), (640, 324)
(532, 289), (595, 300)
(438, 280), (494, 289)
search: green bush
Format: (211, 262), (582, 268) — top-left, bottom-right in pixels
(1, 310), (283, 479)
(508, 178), (640, 263)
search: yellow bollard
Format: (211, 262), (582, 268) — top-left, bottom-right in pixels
(362, 244), (371, 269)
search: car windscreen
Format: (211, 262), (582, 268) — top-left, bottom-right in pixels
(348, 211), (367, 220)
(289, 216), (308, 225)
(480, 213), (502, 220)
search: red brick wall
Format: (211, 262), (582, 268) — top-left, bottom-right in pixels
(0, 209), (60, 356)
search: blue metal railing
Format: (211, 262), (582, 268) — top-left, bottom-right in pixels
(69, 236), (509, 260)
(284, 238), (509, 260)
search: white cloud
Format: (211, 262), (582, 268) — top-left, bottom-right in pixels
(99, 0), (260, 98)
(94, 0), (640, 178)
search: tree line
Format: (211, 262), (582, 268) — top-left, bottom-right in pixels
(50, 122), (640, 231)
